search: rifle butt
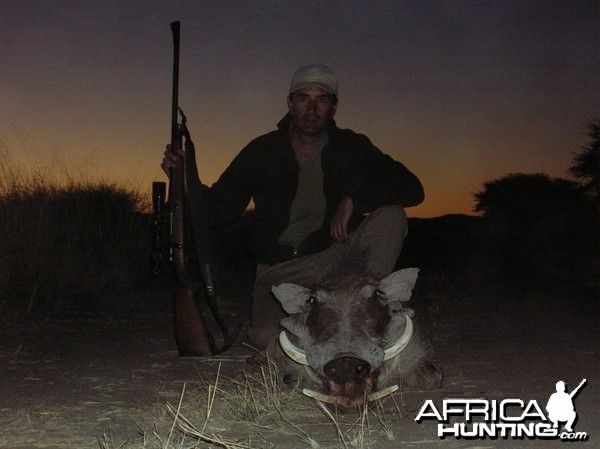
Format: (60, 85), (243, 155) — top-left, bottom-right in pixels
(173, 286), (214, 356)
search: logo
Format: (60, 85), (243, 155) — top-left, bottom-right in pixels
(415, 378), (588, 441)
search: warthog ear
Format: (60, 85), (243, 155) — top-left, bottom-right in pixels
(377, 268), (419, 302)
(272, 283), (313, 314)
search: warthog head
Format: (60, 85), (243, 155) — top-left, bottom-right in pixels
(267, 268), (441, 412)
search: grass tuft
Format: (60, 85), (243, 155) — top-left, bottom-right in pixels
(0, 149), (152, 315)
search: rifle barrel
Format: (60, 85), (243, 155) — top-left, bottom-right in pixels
(170, 21), (180, 154)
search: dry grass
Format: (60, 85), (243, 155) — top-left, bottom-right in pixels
(86, 358), (408, 448)
(121, 361), (407, 449)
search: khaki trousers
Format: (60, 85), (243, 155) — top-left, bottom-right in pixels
(250, 205), (408, 348)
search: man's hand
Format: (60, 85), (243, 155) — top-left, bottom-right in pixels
(161, 144), (184, 177)
(330, 195), (354, 242)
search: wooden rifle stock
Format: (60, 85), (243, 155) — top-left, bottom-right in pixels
(167, 21), (239, 356)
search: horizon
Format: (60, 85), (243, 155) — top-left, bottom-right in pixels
(0, 149), (591, 220)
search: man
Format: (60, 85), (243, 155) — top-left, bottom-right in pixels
(546, 380), (580, 432)
(162, 65), (424, 348)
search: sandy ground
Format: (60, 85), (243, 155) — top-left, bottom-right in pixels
(0, 248), (597, 448)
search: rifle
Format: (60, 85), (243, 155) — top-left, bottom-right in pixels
(569, 378), (587, 398)
(165, 21), (239, 356)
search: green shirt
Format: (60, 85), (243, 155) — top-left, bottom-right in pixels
(278, 151), (326, 247)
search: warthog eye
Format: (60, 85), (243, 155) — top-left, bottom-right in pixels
(374, 289), (384, 299)
(307, 296), (316, 305)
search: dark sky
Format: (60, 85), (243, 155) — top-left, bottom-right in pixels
(1, 0), (597, 217)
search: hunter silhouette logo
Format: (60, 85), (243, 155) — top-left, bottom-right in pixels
(546, 378), (586, 433)
(415, 377), (589, 441)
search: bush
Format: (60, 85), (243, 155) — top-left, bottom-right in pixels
(473, 173), (598, 286)
(0, 179), (151, 314)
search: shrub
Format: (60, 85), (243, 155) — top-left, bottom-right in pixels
(0, 178), (151, 314)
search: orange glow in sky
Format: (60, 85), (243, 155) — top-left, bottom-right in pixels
(1, 2), (597, 218)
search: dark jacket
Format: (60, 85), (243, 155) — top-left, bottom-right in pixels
(204, 114), (424, 264)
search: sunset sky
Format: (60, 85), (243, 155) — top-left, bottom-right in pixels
(1, 1), (597, 218)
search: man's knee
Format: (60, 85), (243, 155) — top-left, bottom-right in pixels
(368, 205), (408, 235)
(358, 205), (408, 246)
(347, 205), (408, 278)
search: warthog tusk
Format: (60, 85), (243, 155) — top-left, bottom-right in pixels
(279, 331), (310, 365)
(280, 314), (413, 367)
(382, 314), (413, 361)
(367, 384), (399, 401)
(302, 388), (341, 404)
(302, 384), (399, 404)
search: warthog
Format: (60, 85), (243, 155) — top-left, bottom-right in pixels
(266, 268), (441, 411)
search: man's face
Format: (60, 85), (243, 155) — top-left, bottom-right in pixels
(287, 86), (337, 137)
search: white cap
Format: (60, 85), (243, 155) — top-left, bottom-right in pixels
(289, 65), (338, 96)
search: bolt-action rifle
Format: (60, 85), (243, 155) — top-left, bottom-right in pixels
(159, 21), (239, 356)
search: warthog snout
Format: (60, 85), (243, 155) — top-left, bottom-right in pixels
(323, 356), (371, 384)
